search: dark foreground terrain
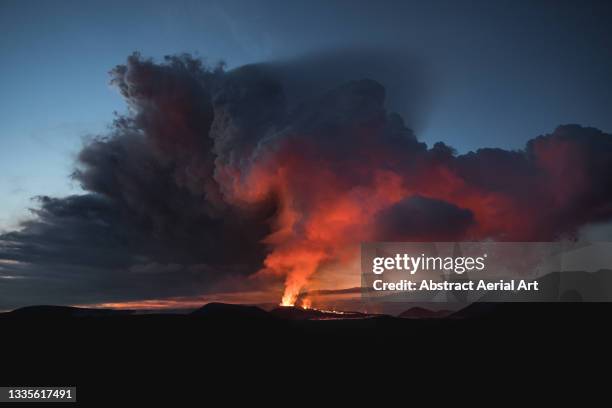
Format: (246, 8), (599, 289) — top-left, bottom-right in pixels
(1, 302), (608, 402)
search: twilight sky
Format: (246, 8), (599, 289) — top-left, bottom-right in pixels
(1, 0), (612, 311)
(2, 0), (612, 231)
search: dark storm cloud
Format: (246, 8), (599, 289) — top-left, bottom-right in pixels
(104, 53), (222, 201)
(1, 52), (612, 310)
(375, 196), (475, 241)
(255, 49), (434, 132)
(0, 193), (261, 310)
(449, 124), (612, 239)
(0, 54), (274, 309)
(0, 195), (131, 268)
(74, 55), (272, 265)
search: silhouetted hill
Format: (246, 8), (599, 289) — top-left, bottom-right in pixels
(450, 301), (612, 320)
(3, 305), (134, 318)
(2, 300), (610, 392)
(190, 302), (274, 321)
(398, 307), (451, 319)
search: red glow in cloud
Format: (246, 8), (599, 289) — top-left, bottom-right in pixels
(68, 59), (612, 310)
(6, 55), (611, 312)
(219, 138), (409, 305)
(217, 120), (612, 305)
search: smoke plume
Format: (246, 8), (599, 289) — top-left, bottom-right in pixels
(1, 53), (612, 308)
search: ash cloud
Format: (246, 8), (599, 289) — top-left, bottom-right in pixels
(375, 196), (475, 241)
(1, 52), (612, 309)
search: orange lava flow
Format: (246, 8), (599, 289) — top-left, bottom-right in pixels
(300, 298), (312, 309)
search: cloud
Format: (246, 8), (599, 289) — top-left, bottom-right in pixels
(1, 53), (612, 309)
(374, 195), (475, 241)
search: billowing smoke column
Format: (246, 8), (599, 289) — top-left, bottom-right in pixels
(202, 57), (612, 304)
(7, 53), (612, 307)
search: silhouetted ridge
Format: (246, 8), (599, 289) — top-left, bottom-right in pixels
(6, 305), (133, 317)
(191, 303), (273, 320)
(398, 307), (451, 319)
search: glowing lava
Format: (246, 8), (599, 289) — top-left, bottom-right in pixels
(300, 298), (312, 309)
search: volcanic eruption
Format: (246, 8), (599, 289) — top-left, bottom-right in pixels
(207, 59), (612, 306)
(2, 53), (612, 309)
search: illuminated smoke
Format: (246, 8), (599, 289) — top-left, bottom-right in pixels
(3, 53), (612, 308)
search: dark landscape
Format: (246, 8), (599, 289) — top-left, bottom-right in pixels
(3, 302), (608, 354)
(2, 301), (607, 402)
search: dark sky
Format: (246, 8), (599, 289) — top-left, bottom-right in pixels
(1, 0), (612, 230)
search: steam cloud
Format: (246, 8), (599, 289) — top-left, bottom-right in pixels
(1, 53), (612, 309)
